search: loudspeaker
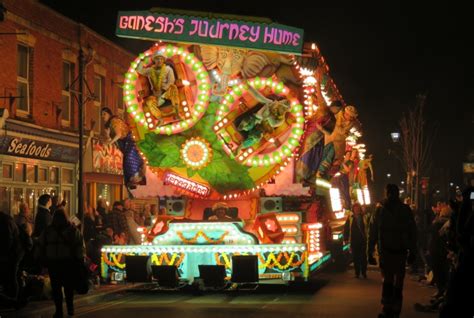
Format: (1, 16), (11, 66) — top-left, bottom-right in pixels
(151, 265), (179, 288)
(167, 199), (186, 216)
(260, 197), (282, 213)
(198, 265), (226, 288)
(125, 255), (150, 283)
(231, 255), (259, 283)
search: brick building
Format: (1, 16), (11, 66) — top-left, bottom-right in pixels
(0, 0), (134, 216)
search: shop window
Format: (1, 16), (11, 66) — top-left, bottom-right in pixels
(14, 163), (25, 182)
(38, 167), (48, 182)
(50, 167), (59, 184)
(26, 165), (36, 183)
(26, 188), (36, 214)
(0, 187), (11, 214)
(13, 188), (24, 215)
(62, 168), (73, 184)
(62, 189), (71, 216)
(2, 163), (13, 179)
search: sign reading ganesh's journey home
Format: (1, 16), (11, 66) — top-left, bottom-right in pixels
(116, 11), (304, 54)
(0, 136), (79, 163)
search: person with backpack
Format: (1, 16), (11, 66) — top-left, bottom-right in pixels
(368, 184), (417, 318)
(39, 208), (85, 317)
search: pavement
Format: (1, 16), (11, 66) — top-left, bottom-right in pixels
(2, 266), (439, 318)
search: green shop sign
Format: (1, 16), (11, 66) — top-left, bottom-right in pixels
(116, 11), (304, 55)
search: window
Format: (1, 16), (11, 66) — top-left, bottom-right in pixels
(94, 75), (103, 104)
(0, 187), (11, 214)
(50, 167), (59, 184)
(2, 163), (13, 179)
(26, 165), (36, 183)
(17, 44), (30, 114)
(62, 168), (73, 184)
(117, 85), (124, 118)
(61, 61), (75, 126)
(38, 167), (48, 182)
(14, 163), (25, 182)
(93, 75), (104, 134)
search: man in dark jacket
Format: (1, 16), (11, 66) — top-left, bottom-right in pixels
(32, 194), (52, 238)
(344, 202), (368, 278)
(368, 184), (417, 318)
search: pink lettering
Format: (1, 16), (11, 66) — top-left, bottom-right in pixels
(263, 26), (273, 44)
(239, 25), (249, 41)
(292, 33), (300, 47)
(144, 16), (154, 31)
(175, 18), (185, 34)
(273, 29), (282, 45)
(209, 23), (219, 38)
(218, 23), (229, 38)
(248, 26), (260, 42)
(135, 16), (145, 30)
(155, 16), (165, 33)
(228, 23), (239, 40)
(189, 19), (199, 36)
(164, 17), (174, 33)
(119, 16), (128, 29)
(198, 20), (209, 37)
(128, 16), (137, 30)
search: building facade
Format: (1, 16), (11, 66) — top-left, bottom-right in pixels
(0, 0), (133, 216)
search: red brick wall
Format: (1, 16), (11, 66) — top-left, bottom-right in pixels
(0, 0), (134, 132)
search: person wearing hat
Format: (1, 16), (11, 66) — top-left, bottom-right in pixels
(209, 202), (233, 221)
(137, 52), (177, 114)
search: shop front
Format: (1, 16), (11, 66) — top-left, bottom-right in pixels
(0, 122), (79, 217)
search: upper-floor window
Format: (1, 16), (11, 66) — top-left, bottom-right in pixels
(117, 84), (124, 118)
(93, 75), (104, 134)
(61, 61), (75, 126)
(17, 44), (30, 114)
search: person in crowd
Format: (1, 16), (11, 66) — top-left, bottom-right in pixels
(0, 210), (24, 309)
(96, 199), (108, 225)
(209, 202), (234, 221)
(15, 203), (34, 236)
(368, 184), (417, 318)
(439, 186), (474, 317)
(108, 201), (128, 240)
(83, 204), (97, 243)
(124, 199), (141, 244)
(50, 195), (60, 215)
(428, 205), (452, 300)
(344, 202), (368, 278)
(39, 209), (85, 317)
(113, 232), (127, 245)
(32, 194), (52, 238)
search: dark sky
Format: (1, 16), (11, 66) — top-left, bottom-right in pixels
(39, 0), (471, 199)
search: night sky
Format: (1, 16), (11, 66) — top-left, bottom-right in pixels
(39, 0), (471, 200)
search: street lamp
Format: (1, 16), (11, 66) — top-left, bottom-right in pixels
(390, 132), (400, 143)
(387, 173), (391, 178)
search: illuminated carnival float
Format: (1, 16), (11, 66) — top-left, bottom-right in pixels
(101, 9), (373, 285)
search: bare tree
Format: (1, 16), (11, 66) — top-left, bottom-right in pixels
(399, 94), (436, 208)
